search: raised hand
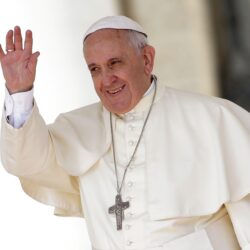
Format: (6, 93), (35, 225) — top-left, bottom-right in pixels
(0, 26), (40, 94)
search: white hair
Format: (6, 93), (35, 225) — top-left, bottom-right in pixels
(125, 30), (148, 52)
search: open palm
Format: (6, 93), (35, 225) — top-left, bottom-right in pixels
(0, 26), (40, 94)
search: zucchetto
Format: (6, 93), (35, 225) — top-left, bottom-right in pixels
(83, 15), (147, 41)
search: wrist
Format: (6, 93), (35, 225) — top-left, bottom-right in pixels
(6, 84), (33, 95)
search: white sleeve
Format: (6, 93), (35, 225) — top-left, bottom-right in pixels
(4, 87), (34, 128)
(225, 194), (250, 249)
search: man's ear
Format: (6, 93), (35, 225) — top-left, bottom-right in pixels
(143, 45), (155, 75)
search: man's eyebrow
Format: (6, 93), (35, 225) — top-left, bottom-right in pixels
(109, 57), (123, 61)
(88, 58), (122, 68)
(87, 63), (96, 69)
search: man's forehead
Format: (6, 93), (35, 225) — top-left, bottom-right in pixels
(84, 30), (131, 61)
(83, 15), (147, 41)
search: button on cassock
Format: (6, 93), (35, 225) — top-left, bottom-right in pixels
(125, 113), (136, 121)
(127, 181), (133, 187)
(125, 224), (131, 230)
(126, 196), (133, 201)
(128, 125), (135, 131)
(126, 240), (133, 246)
(126, 212), (134, 218)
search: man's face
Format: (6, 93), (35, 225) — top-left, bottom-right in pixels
(83, 29), (155, 114)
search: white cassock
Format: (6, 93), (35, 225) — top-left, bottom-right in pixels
(1, 81), (250, 250)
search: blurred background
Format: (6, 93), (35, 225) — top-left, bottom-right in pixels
(122, 0), (250, 111)
(0, 0), (249, 249)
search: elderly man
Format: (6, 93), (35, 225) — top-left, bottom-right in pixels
(0, 16), (250, 250)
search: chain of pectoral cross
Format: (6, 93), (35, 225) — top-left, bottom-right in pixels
(108, 77), (157, 230)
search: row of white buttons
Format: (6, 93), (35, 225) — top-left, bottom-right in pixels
(124, 116), (141, 248)
(124, 178), (134, 244)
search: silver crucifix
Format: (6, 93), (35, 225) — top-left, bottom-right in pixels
(108, 194), (130, 230)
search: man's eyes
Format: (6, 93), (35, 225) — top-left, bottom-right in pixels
(90, 66), (100, 73)
(89, 59), (122, 74)
(110, 59), (121, 66)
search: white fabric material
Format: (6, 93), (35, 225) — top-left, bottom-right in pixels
(77, 96), (234, 249)
(83, 15), (147, 41)
(226, 195), (250, 249)
(144, 90), (250, 219)
(93, 230), (214, 250)
(4, 87), (33, 128)
(143, 80), (154, 97)
(1, 81), (250, 249)
(162, 230), (213, 250)
(206, 214), (240, 250)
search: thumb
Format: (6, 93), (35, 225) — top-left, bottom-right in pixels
(0, 44), (5, 61)
(28, 51), (40, 71)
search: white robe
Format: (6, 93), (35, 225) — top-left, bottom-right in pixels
(1, 81), (250, 249)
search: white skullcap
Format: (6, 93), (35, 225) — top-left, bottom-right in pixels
(83, 15), (147, 41)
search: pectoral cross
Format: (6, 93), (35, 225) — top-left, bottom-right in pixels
(108, 194), (130, 230)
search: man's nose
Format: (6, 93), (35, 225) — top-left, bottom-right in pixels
(102, 69), (117, 86)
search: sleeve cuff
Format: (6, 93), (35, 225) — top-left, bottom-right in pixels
(4, 87), (34, 116)
(11, 88), (34, 114)
(4, 86), (34, 128)
(4, 87), (14, 117)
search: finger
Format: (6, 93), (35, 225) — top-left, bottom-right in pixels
(0, 44), (6, 60)
(24, 30), (33, 54)
(6, 30), (14, 52)
(14, 26), (23, 51)
(28, 51), (40, 71)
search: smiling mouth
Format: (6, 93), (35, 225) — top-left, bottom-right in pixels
(107, 85), (125, 95)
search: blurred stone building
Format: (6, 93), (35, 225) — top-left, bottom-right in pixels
(211, 0), (250, 111)
(115, 0), (250, 111)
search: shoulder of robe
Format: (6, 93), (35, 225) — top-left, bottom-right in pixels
(55, 101), (103, 122)
(160, 85), (249, 127)
(47, 102), (110, 176)
(164, 85), (241, 109)
(146, 84), (250, 219)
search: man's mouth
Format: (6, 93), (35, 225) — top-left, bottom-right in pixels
(106, 85), (125, 95)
